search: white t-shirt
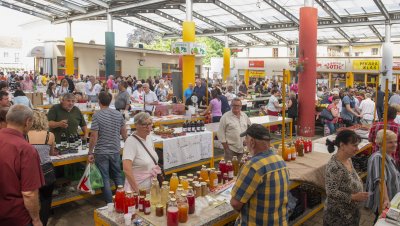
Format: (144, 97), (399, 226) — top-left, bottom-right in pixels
(122, 135), (158, 190)
(132, 90), (143, 103)
(143, 91), (158, 112)
(359, 98), (376, 121)
(85, 81), (96, 96)
(75, 81), (86, 94)
(267, 95), (279, 112)
(94, 84), (102, 95)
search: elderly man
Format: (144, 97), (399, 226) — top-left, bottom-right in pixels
(184, 83), (194, 101)
(142, 83), (159, 114)
(0, 90), (10, 107)
(193, 78), (207, 105)
(47, 93), (88, 143)
(0, 105), (44, 226)
(218, 98), (251, 161)
(88, 91), (127, 204)
(230, 124), (289, 226)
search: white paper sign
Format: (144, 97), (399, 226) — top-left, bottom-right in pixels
(163, 131), (213, 169)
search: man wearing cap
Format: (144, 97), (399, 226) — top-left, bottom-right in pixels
(231, 124), (289, 225)
(218, 98), (251, 161)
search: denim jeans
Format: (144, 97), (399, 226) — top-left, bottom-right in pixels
(326, 122), (336, 134)
(95, 153), (124, 203)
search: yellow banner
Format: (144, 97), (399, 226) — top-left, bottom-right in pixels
(353, 60), (380, 71)
(65, 37), (74, 75)
(249, 70), (265, 77)
(223, 48), (230, 81)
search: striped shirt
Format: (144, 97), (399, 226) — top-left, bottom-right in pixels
(91, 108), (125, 154)
(231, 150), (289, 226)
(366, 151), (400, 213)
(368, 120), (400, 166)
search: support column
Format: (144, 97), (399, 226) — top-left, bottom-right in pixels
(297, 0), (317, 137)
(65, 22), (74, 76)
(182, 0), (195, 97)
(223, 36), (230, 81)
(381, 22), (393, 91)
(105, 13), (115, 79)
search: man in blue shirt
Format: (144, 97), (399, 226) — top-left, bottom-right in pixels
(184, 83), (193, 101)
(193, 79), (207, 105)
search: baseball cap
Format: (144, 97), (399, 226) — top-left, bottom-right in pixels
(240, 124), (271, 141)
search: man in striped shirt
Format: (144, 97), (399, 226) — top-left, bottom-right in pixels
(231, 124), (289, 226)
(88, 91), (128, 204)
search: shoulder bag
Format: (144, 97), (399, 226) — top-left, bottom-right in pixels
(132, 134), (165, 186)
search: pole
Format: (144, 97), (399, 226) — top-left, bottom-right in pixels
(282, 69), (286, 157)
(379, 79), (389, 213)
(373, 75), (379, 123)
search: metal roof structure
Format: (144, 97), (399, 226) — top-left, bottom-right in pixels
(2, 0), (400, 46)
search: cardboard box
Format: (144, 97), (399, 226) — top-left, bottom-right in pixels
(31, 92), (43, 106)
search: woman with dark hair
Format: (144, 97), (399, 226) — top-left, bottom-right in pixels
(46, 82), (57, 103)
(13, 90), (33, 108)
(324, 130), (369, 226)
(201, 89), (222, 122)
(325, 95), (341, 135)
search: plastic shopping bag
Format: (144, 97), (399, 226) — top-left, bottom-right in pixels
(89, 163), (104, 190)
(77, 163), (104, 194)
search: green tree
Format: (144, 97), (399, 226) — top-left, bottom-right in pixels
(144, 37), (225, 65)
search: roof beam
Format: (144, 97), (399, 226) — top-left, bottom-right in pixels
(131, 14), (182, 35)
(0, 1), (53, 21)
(228, 35), (249, 46)
(53, 0), (167, 24)
(13, 0), (68, 17)
(263, 0), (299, 25)
(335, 27), (352, 42)
(369, 25), (384, 42)
(269, 32), (289, 45)
(115, 17), (164, 36)
(246, 34), (269, 45)
(314, 0), (341, 23)
(42, 0), (87, 13)
(178, 5), (227, 32)
(207, 36), (224, 44)
(213, 0), (260, 29)
(153, 10), (203, 33)
(373, 0), (390, 20)
(86, 0), (109, 8)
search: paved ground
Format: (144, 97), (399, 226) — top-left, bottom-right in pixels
(302, 207), (375, 226)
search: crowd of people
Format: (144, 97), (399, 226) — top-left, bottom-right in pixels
(1, 70), (400, 226)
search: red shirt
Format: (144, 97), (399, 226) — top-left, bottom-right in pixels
(369, 120), (400, 165)
(0, 128), (44, 226)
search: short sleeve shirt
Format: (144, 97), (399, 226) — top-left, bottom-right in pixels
(267, 95), (279, 112)
(0, 128), (44, 226)
(210, 98), (222, 117)
(231, 150), (289, 226)
(122, 135), (158, 189)
(143, 91), (158, 112)
(115, 90), (130, 110)
(91, 108), (125, 154)
(341, 95), (355, 120)
(47, 104), (87, 143)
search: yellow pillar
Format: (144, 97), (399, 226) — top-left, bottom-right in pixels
(284, 69), (291, 85)
(244, 69), (249, 86)
(223, 47), (230, 81)
(182, 21), (195, 97)
(346, 72), (354, 88)
(65, 37), (74, 75)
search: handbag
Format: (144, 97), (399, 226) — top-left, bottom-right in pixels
(320, 108), (334, 121)
(132, 134), (165, 186)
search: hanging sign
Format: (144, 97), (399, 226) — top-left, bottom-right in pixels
(248, 70), (265, 77)
(249, 60), (264, 68)
(317, 60), (346, 71)
(353, 60), (380, 71)
(393, 61), (400, 70)
(289, 58), (298, 69)
(171, 42), (206, 56)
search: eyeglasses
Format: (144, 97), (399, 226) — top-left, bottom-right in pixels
(139, 122), (153, 127)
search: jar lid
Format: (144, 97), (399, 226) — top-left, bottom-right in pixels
(117, 185), (123, 188)
(181, 193), (187, 197)
(126, 191), (133, 194)
(162, 181), (169, 185)
(200, 182), (207, 185)
(169, 191), (175, 194)
(156, 204), (164, 208)
(170, 198), (176, 202)
(195, 184), (201, 187)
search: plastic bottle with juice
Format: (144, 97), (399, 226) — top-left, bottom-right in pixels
(150, 178), (161, 206)
(200, 165), (209, 182)
(170, 173), (179, 192)
(209, 168), (218, 189)
(290, 143), (296, 160)
(180, 176), (189, 190)
(218, 159), (227, 175)
(161, 181), (170, 208)
(115, 185), (125, 213)
(226, 161), (234, 181)
(167, 198), (179, 226)
(232, 156), (239, 176)
(177, 193), (189, 223)
(187, 186), (195, 214)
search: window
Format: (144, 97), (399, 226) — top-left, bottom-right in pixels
(14, 53), (19, 62)
(355, 52), (363, 57)
(273, 48), (278, 58)
(3, 52), (8, 58)
(289, 47), (296, 57)
(372, 48), (378, 55)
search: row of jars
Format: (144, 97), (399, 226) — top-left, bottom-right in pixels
(276, 138), (313, 161)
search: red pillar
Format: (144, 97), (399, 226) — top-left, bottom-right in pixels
(297, 6), (318, 137)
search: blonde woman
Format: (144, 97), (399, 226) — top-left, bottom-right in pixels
(366, 129), (400, 222)
(57, 78), (69, 96)
(26, 110), (56, 226)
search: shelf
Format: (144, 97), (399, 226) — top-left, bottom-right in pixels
(291, 202), (325, 226)
(52, 185), (115, 207)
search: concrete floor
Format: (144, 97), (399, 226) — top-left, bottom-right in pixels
(48, 195), (376, 226)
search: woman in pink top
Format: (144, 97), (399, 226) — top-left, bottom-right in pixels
(325, 95), (340, 134)
(201, 89), (222, 122)
(21, 76), (33, 92)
